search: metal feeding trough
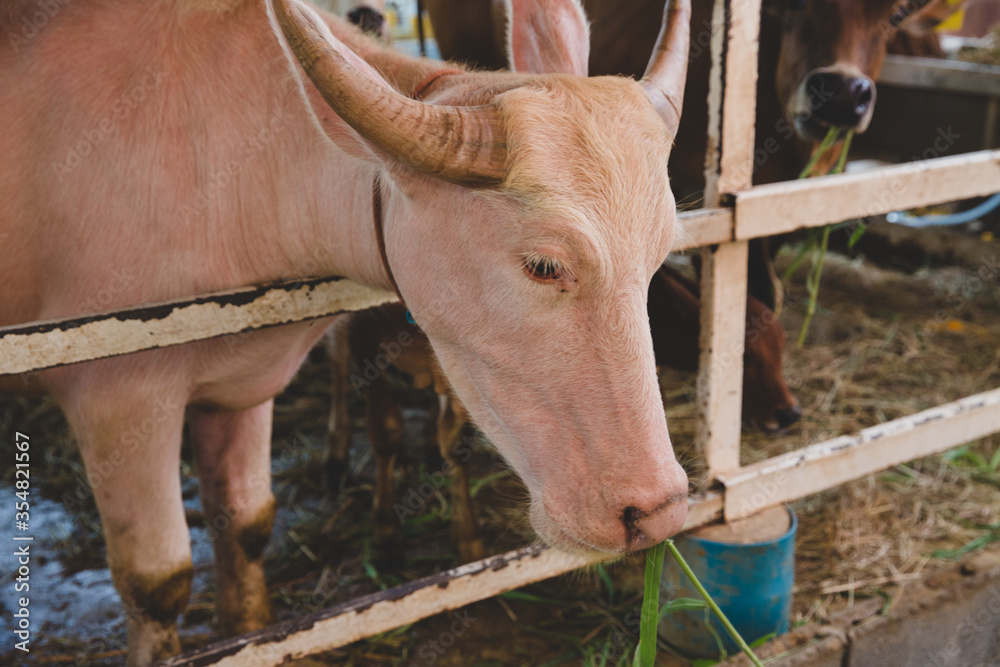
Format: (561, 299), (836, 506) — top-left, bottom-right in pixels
(659, 505), (797, 660)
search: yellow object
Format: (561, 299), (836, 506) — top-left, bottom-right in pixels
(937, 8), (965, 32)
(983, 231), (995, 243)
(413, 14), (434, 39)
(927, 318), (993, 338)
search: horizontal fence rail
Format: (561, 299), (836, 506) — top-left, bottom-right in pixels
(735, 149), (1000, 239)
(154, 494), (724, 667)
(149, 388), (1000, 667)
(718, 387), (1000, 521)
(675, 207), (734, 250)
(0, 277), (395, 375)
(879, 54), (1000, 96)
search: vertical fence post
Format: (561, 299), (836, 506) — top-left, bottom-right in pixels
(695, 0), (761, 480)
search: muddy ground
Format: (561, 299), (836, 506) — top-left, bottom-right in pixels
(1, 220), (999, 666)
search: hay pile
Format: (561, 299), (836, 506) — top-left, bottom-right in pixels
(956, 25), (1000, 66)
(664, 241), (1000, 624)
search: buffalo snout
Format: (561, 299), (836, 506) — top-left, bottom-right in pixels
(623, 491), (689, 550)
(534, 452), (689, 554)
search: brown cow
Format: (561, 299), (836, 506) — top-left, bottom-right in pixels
(327, 263), (799, 564)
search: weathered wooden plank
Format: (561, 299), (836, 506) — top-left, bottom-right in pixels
(695, 240), (749, 477)
(695, 0), (759, 482)
(155, 494), (724, 667)
(714, 0), (761, 196)
(879, 55), (1000, 97)
(735, 149), (1000, 240)
(0, 277), (395, 375)
(692, 0), (760, 484)
(717, 387), (1000, 521)
(675, 207), (734, 251)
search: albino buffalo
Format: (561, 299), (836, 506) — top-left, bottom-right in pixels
(0, 0), (691, 662)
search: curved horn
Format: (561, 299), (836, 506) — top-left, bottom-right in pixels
(272, 0), (506, 187)
(639, 0), (691, 136)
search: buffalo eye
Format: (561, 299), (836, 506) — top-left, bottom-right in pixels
(523, 254), (564, 283)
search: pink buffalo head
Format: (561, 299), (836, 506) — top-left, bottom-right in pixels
(271, 0), (692, 553)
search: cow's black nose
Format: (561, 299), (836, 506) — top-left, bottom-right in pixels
(347, 6), (386, 37)
(806, 72), (875, 129)
(774, 404), (802, 429)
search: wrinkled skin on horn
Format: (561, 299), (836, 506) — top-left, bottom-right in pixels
(271, 0), (692, 553)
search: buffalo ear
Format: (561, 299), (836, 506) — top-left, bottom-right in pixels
(503, 0), (590, 76)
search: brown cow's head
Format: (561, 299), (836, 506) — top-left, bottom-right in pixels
(767, 0), (961, 142)
(648, 266), (800, 433)
(271, 0), (692, 554)
(742, 297), (801, 432)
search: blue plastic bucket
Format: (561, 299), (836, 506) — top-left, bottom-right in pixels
(658, 506), (797, 658)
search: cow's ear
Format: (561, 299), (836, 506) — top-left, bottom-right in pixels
(503, 0), (590, 76)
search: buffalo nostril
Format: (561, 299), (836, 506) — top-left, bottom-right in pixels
(622, 495), (688, 551)
(852, 79), (873, 116)
(775, 404), (802, 429)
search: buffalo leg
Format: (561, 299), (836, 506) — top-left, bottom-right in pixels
(437, 393), (484, 563)
(325, 322), (352, 491)
(366, 372), (406, 565)
(189, 401), (276, 636)
(62, 382), (191, 666)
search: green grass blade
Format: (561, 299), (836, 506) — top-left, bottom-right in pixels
(988, 446), (1000, 473)
(664, 540), (765, 667)
(634, 541), (667, 667)
(798, 127), (842, 178)
(795, 130), (854, 347)
(657, 597), (708, 623)
(847, 220), (868, 250)
(596, 563), (617, 602)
